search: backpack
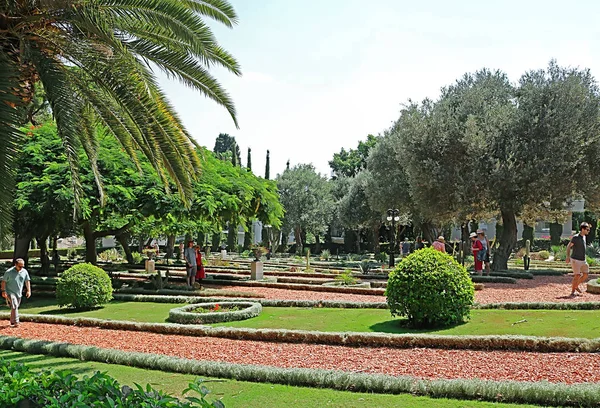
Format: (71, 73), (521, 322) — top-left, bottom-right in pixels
(476, 248), (487, 262)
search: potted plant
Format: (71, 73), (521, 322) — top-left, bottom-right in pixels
(250, 245), (267, 280)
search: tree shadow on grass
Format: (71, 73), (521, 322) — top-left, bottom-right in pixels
(369, 318), (467, 334)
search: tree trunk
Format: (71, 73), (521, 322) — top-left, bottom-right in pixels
(492, 209), (517, 271)
(36, 236), (50, 275)
(116, 232), (134, 264)
(227, 222), (237, 251)
(294, 226), (303, 255)
(420, 221), (436, 244)
(82, 221), (97, 264)
(356, 228), (361, 253)
(211, 233), (221, 252)
(243, 220), (253, 250)
(315, 234), (321, 254)
(13, 235), (32, 266)
(549, 222), (563, 246)
(372, 223), (380, 255)
(165, 234), (175, 260)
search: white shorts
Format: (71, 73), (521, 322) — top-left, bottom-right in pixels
(570, 259), (589, 276)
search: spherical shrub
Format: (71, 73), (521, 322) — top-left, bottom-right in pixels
(386, 247), (474, 328)
(57, 263), (113, 310)
(537, 250), (550, 260)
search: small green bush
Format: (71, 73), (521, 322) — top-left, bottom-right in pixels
(537, 250), (550, 260)
(374, 252), (388, 263)
(320, 249), (331, 261)
(386, 248), (474, 328)
(587, 256), (597, 267)
(552, 245), (567, 261)
(56, 263), (113, 310)
(131, 251), (144, 264)
(335, 269), (359, 285)
(98, 248), (121, 262)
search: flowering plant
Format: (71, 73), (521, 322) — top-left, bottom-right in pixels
(250, 245), (267, 261)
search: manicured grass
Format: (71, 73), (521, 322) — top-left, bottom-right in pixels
(212, 307), (600, 338)
(0, 350), (535, 408)
(16, 298), (174, 323)
(11, 299), (600, 338)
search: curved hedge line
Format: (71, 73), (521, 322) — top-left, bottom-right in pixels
(0, 336), (598, 407)
(169, 302), (262, 324)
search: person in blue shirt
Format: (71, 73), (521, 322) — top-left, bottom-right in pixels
(1, 258), (31, 327)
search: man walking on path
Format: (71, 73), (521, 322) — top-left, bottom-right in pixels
(1, 259), (31, 327)
(184, 240), (197, 287)
(566, 222), (591, 297)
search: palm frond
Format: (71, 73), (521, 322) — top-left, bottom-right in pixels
(0, 53), (21, 238)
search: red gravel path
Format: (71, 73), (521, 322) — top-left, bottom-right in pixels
(206, 276), (600, 305)
(3, 322), (600, 384)
(204, 284), (386, 303)
(475, 275), (600, 304)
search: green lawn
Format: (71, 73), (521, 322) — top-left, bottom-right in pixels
(212, 307), (600, 338)
(10, 298), (600, 338)
(0, 350), (535, 408)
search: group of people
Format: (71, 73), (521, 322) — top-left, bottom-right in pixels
(402, 231), (492, 276)
(183, 240), (206, 287)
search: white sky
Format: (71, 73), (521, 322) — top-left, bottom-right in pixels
(157, 0), (600, 177)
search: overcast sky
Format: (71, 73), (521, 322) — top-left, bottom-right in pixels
(157, 0), (600, 178)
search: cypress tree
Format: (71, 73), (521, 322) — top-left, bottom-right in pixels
(265, 150), (270, 179)
(286, 159), (290, 170)
(231, 143), (238, 166)
(247, 147), (252, 171)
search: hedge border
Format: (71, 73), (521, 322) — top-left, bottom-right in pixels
(0, 336), (598, 407)
(169, 302), (262, 324)
(4, 310), (600, 353)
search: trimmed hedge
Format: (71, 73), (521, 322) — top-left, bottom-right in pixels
(470, 276), (517, 284)
(117, 287), (266, 299)
(169, 302), (262, 324)
(0, 336), (599, 407)
(57, 263), (113, 309)
(387, 249), (474, 328)
(476, 301), (600, 310)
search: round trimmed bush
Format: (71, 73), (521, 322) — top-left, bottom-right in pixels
(57, 263), (113, 309)
(386, 248), (474, 328)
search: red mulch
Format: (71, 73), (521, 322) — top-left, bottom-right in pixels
(203, 284), (386, 303)
(3, 322), (600, 384)
(475, 275), (600, 304)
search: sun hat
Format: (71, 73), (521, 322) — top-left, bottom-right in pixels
(476, 229), (484, 234)
(437, 236), (445, 242)
(469, 232), (477, 238)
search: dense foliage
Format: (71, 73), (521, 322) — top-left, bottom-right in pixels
(386, 248), (475, 328)
(0, 358), (223, 407)
(0, 0), (242, 230)
(57, 263), (113, 309)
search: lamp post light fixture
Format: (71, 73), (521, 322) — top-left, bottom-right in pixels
(387, 209), (400, 267)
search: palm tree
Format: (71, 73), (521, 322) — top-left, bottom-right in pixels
(0, 0), (241, 228)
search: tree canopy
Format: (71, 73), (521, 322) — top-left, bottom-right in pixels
(1, 0), (242, 232)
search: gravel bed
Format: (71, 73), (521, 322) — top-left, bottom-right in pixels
(3, 322), (600, 384)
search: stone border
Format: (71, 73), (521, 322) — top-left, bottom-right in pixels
(587, 279), (600, 294)
(169, 302), (262, 324)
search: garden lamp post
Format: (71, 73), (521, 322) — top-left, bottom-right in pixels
(387, 209), (400, 267)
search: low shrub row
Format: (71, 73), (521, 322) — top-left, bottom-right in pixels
(5, 312), (599, 353)
(117, 287), (266, 299)
(488, 271), (533, 279)
(470, 276), (517, 284)
(0, 358), (222, 407)
(169, 302), (262, 324)
(476, 301), (600, 310)
(0, 336), (598, 407)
